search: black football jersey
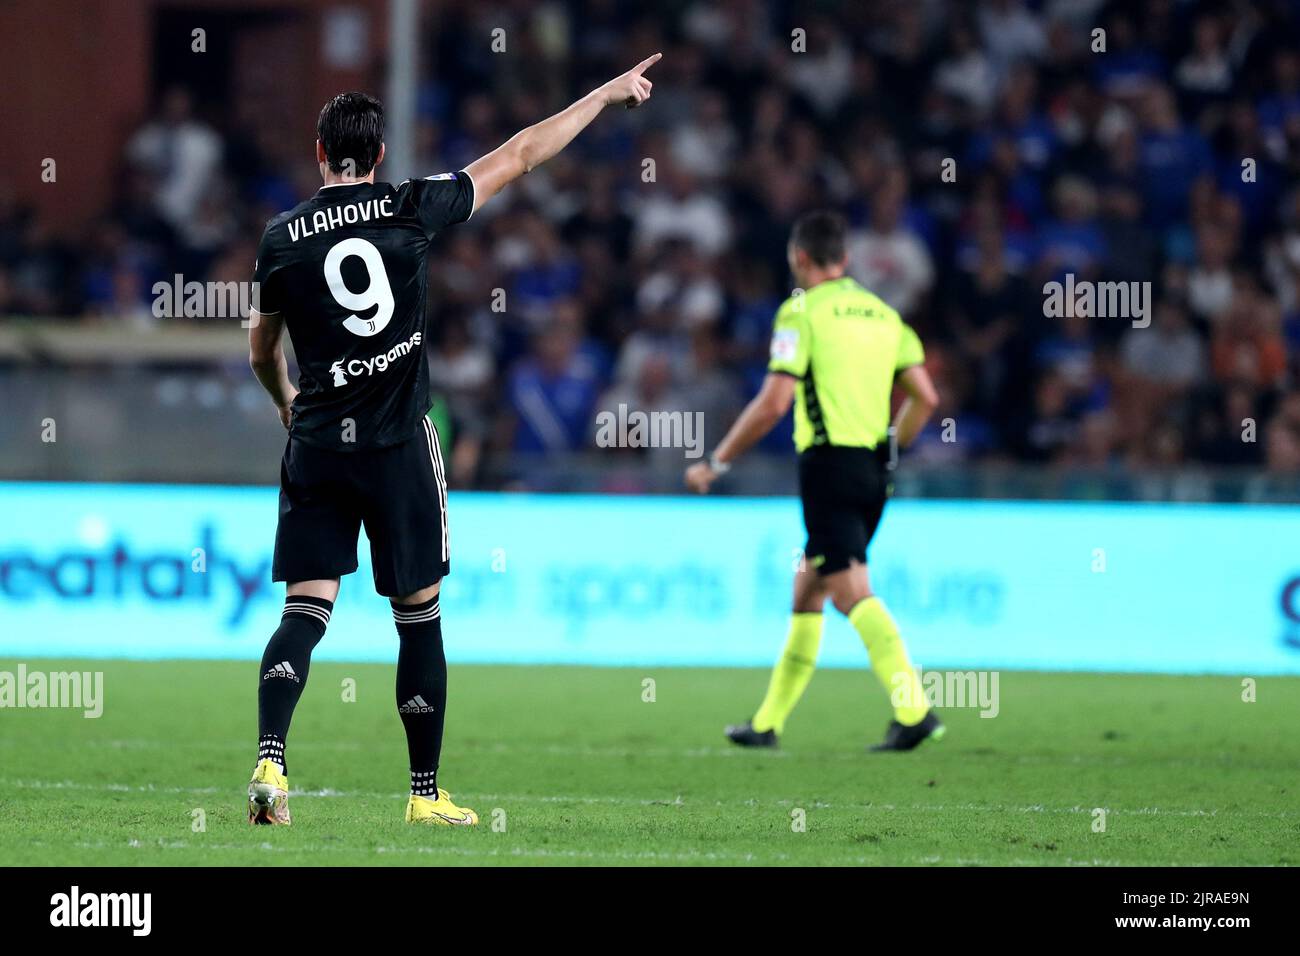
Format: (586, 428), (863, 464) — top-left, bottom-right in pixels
(252, 174), (474, 450)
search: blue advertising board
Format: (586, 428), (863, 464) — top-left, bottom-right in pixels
(0, 482), (1297, 674)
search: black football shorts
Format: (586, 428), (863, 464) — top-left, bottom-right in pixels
(797, 444), (890, 576)
(272, 417), (450, 596)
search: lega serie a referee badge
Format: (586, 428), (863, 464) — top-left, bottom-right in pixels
(771, 327), (799, 362)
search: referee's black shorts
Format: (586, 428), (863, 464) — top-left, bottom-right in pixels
(798, 444), (891, 576)
(272, 417), (450, 596)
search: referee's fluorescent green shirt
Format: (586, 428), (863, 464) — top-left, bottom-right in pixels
(767, 276), (924, 452)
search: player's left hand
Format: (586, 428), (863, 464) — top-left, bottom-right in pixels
(684, 462), (717, 494)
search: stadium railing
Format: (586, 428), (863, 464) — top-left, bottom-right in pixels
(2, 319), (1296, 502)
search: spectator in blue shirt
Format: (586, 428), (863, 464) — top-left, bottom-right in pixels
(1137, 85), (1214, 229)
(1036, 176), (1107, 282)
(505, 314), (601, 455)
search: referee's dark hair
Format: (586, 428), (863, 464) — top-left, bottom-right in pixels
(790, 210), (848, 267)
(317, 92), (385, 175)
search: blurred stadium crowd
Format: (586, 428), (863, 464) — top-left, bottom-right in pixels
(5, 0), (1300, 489)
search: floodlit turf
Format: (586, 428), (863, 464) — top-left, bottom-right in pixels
(0, 659), (1296, 866)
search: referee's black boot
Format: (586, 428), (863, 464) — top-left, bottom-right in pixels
(725, 720), (778, 748)
(870, 711), (945, 752)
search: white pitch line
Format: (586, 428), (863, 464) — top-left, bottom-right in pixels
(56, 838), (787, 865)
(7, 737), (1292, 777)
(41, 839), (1219, 868)
(6, 739), (781, 759)
(2, 778), (1294, 819)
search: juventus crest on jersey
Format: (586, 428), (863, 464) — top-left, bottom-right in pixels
(252, 173), (474, 450)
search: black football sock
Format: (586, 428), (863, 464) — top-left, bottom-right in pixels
(256, 595), (332, 774)
(393, 595), (447, 797)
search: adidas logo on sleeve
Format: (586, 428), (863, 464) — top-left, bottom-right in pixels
(399, 695), (435, 714)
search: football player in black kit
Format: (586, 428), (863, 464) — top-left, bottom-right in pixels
(246, 54), (661, 826)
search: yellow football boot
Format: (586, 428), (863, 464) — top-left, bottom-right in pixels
(248, 758), (291, 825)
(405, 788), (478, 826)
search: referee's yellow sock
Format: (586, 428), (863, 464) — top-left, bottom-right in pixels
(752, 612), (823, 734)
(848, 597), (928, 726)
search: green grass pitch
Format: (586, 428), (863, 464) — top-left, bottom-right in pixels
(1, 659), (1296, 866)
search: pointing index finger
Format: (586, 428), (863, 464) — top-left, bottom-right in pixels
(633, 52), (663, 75)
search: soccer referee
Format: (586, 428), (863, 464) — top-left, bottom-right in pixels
(685, 210), (943, 751)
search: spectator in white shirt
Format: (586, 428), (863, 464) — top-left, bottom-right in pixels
(847, 170), (935, 316)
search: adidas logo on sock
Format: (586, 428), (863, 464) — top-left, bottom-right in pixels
(399, 695), (435, 714)
(263, 661), (301, 683)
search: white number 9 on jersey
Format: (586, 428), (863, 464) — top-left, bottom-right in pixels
(324, 237), (395, 337)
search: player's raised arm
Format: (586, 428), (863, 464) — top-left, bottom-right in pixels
(463, 53), (661, 214)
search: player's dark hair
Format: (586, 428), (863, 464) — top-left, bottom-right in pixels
(790, 210), (848, 267)
(317, 92), (385, 175)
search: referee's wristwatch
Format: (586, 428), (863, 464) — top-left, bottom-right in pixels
(708, 452), (731, 475)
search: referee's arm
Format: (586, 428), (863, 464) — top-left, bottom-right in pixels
(685, 373), (795, 494)
(893, 364), (939, 448)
